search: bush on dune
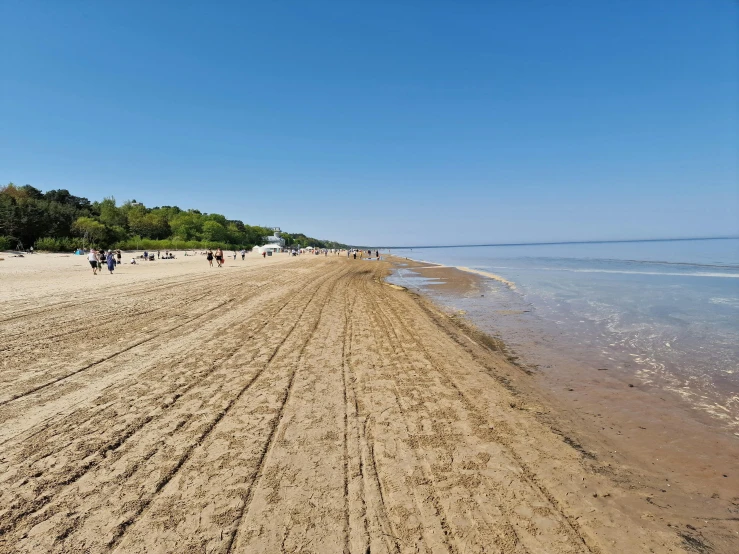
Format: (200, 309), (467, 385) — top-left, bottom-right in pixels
(34, 236), (82, 252)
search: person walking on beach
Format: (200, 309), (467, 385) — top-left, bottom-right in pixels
(116, 249), (122, 265)
(215, 247), (224, 267)
(206, 249), (214, 267)
(88, 249), (99, 275)
(106, 250), (116, 274)
(376, 250), (380, 260)
(240, 248), (246, 260)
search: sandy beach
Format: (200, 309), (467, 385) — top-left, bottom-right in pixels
(0, 252), (736, 553)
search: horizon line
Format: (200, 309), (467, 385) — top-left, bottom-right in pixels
(366, 235), (739, 249)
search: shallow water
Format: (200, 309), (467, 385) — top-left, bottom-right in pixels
(388, 238), (739, 430)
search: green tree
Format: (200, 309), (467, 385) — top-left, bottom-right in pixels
(169, 211), (203, 241)
(226, 223), (246, 245)
(128, 210), (169, 239)
(72, 217), (106, 245)
(99, 197), (127, 228)
(0, 184), (350, 252)
(205, 213), (228, 227)
(201, 220), (228, 243)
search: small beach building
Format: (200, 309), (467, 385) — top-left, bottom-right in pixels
(266, 227), (285, 247)
(254, 227), (285, 254)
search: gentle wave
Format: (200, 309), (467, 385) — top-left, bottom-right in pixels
(710, 297), (739, 308)
(618, 259), (739, 270)
(456, 266), (516, 289)
(519, 256), (739, 270)
(487, 266), (739, 278)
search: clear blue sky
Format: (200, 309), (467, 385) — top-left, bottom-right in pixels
(2, 0), (737, 246)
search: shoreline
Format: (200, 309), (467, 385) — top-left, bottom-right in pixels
(385, 254), (739, 551)
(391, 256), (517, 290)
(388, 252), (739, 429)
(0, 253), (737, 552)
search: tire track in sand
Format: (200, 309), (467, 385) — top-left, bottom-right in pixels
(0, 290), (213, 350)
(0, 297), (232, 407)
(0, 271), (221, 324)
(360, 277), (463, 554)
(342, 271), (398, 554)
(0, 265), (343, 551)
(0, 262), (294, 407)
(369, 276), (591, 553)
(223, 267), (346, 553)
(0, 268), (281, 399)
(105, 265), (347, 553)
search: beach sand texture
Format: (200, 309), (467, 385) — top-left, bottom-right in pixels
(0, 253), (716, 553)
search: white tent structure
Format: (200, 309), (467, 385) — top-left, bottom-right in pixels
(255, 244), (283, 254)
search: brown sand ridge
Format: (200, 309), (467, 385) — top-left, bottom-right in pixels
(0, 253), (702, 552)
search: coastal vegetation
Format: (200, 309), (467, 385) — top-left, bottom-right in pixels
(0, 183), (347, 251)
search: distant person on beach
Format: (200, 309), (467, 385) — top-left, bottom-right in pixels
(116, 250), (122, 265)
(206, 249), (214, 267)
(376, 250), (379, 260)
(353, 251), (357, 259)
(88, 249), (99, 275)
(215, 247), (224, 267)
(106, 250), (116, 274)
(157, 250), (160, 259)
(240, 249), (246, 260)
(233, 250), (237, 260)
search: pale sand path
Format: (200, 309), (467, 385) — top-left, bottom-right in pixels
(0, 253), (690, 552)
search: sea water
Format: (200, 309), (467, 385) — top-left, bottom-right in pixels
(388, 238), (739, 429)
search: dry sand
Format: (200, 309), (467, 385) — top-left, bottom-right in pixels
(0, 252), (731, 553)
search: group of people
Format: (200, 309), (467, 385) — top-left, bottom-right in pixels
(206, 247), (225, 267)
(87, 249), (122, 275)
(141, 251), (175, 261)
(204, 248), (252, 266)
(87, 248), (178, 274)
(85, 246), (384, 274)
(349, 249), (380, 260)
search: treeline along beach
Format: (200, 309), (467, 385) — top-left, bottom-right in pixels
(0, 183), (347, 252)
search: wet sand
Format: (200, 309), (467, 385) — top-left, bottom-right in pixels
(0, 252), (734, 552)
(388, 256), (739, 553)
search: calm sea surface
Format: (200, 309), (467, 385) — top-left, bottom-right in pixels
(388, 238), (739, 430)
